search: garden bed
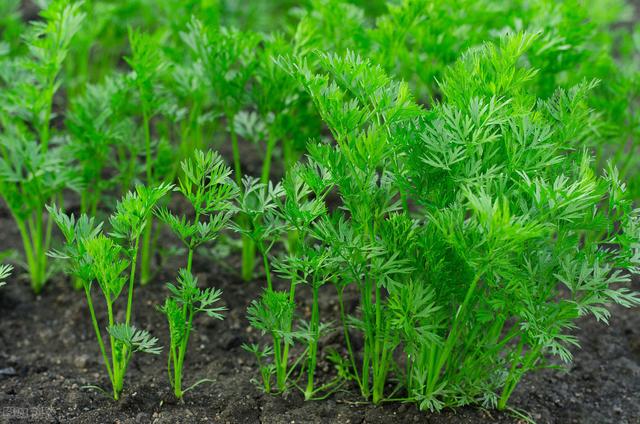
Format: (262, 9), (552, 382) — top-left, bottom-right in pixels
(1, 212), (638, 424)
(1, 1), (640, 423)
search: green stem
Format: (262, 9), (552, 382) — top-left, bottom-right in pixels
(167, 345), (175, 389)
(272, 334), (285, 392)
(360, 276), (372, 399)
(278, 279), (298, 391)
(372, 281), (383, 404)
(305, 283), (320, 400)
(140, 219), (153, 286)
(40, 84), (54, 152)
(186, 246), (194, 274)
(142, 107), (152, 185)
(498, 343), (541, 410)
(125, 237), (140, 326)
(337, 288), (362, 389)
(105, 294), (121, 399)
(241, 233), (256, 281)
(16, 219), (37, 291)
(260, 246), (272, 291)
(228, 112), (242, 187)
(260, 132), (277, 184)
(83, 283), (115, 397)
(427, 270), (484, 394)
(227, 111), (258, 282)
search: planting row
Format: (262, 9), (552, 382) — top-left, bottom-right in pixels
(0, 0), (639, 416)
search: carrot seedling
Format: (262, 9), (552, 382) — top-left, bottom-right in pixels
(48, 182), (171, 400)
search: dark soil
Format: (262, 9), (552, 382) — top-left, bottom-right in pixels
(0, 206), (639, 424)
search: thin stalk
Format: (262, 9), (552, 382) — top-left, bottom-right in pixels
(227, 110), (257, 282)
(260, 131), (277, 184)
(227, 112), (242, 187)
(360, 275), (373, 399)
(272, 334), (285, 392)
(304, 283), (320, 400)
(260, 246), (272, 291)
(241, 233), (256, 281)
(16, 219), (37, 291)
(498, 343), (541, 410)
(125, 237), (140, 326)
(83, 284), (115, 394)
(426, 270), (484, 394)
(278, 279), (298, 391)
(140, 220), (153, 285)
(40, 84), (54, 152)
(337, 287), (362, 389)
(372, 281), (384, 404)
(167, 346), (175, 389)
(186, 246), (194, 274)
(142, 106), (152, 184)
(105, 294), (121, 399)
(174, 301), (195, 398)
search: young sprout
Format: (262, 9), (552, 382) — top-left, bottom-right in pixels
(232, 177), (285, 290)
(159, 270), (225, 399)
(155, 150), (235, 398)
(241, 343), (275, 393)
(0, 264), (13, 288)
(156, 149), (237, 274)
(48, 182), (171, 400)
(246, 289), (297, 393)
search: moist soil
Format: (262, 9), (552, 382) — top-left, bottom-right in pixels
(0, 207), (639, 424)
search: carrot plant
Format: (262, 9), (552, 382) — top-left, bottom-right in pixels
(0, 264), (12, 288)
(298, 0), (640, 198)
(156, 150), (237, 273)
(160, 270), (225, 399)
(275, 34), (640, 411)
(0, 0), (24, 53)
(0, 0), (84, 293)
(180, 18), (265, 281)
(48, 182), (171, 400)
(236, 178), (294, 393)
(241, 168), (341, 398)
(156, 150), (235, 398)
(66, 74), (135, 218)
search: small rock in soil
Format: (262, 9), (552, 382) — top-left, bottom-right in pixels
(74, 354), (91, 369)
(0, 367), (17, 377)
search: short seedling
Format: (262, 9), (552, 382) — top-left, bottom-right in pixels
(0, 264), (12, 287)
(159, 270), (225, 399)
(48, 182), (171, 400)
(156, 149), (235, 398)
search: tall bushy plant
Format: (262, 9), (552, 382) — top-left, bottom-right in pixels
(297, 0), (640, 198)
(267, 34), (640, 410)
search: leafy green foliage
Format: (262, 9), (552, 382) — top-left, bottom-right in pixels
(159, 270), (225, 398)
(0, 264), (13, 288)
(1, 0), (638, 415)
(66, 74), (135, 216)
(157, 150), (237, 271)
(275, 40), (640, 411)
(48, 183), (170, 400)
(155, 150), (232, 398)
(0, 0), (84, 293)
